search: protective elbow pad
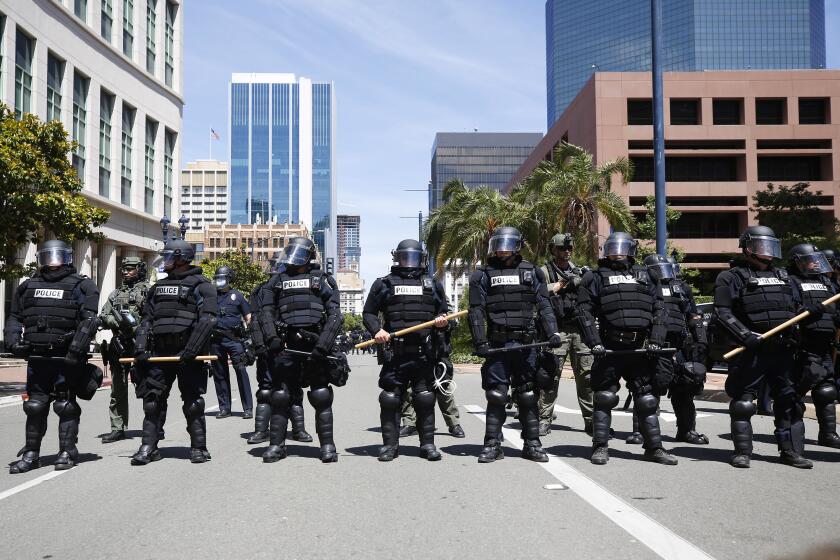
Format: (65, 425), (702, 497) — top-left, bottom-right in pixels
(69, 316), (99, 354)
(316, 312), (343, 352)
(184, 315), (217, 355)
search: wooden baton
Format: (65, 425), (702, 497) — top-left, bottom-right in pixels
(355, 309), (468, 350)
(118, 355), (219, 364)
(723, 292), (840, 360)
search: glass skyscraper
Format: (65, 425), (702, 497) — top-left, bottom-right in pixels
(229, 74), (335, 257)
(546, 0), (827, 126)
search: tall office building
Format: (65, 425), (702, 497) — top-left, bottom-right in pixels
(0, 0), (183, 336)
(546, 0), (827, 126)
(180, 160), (228, 231)
(229, 73), (336, 260)
(336, 214), (360, 272)
(429, 132), (542, 212)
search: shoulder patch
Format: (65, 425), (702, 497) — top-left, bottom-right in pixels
(522, 270), (533, 283)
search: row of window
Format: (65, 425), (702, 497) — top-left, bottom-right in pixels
(629, 155), (831, 182)
(206, 237), (288, 249)
(4, 22), (176, 217)
(627, 97), (831, 126)
(71, 0), (177, 88)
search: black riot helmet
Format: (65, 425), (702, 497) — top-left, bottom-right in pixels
(214, 265), (235, 290)
(160, 238), (195, 271)
(37, 239), (73, 269)
(602, 231), (637, 258)
(667, 255), (682, 276)
(269, 250), (285, 273)
(278, 237), (316, 267)
(488, 226), (523, 255)
(789, 243), (831, 276)
(739, 225), (781, 263)
(392, 239), (426, 269)
(821, 248), (840, 271)
(644, 254), (676, 282)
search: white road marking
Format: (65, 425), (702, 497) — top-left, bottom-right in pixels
(552, 404), (711, 423)
(466, 404), (716, 560)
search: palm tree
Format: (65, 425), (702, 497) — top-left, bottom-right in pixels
(425, 179), (528, 277)
(516, 142), (634, 262)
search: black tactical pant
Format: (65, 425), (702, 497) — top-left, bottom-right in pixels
(797, 340), (838, 440)
(22, 358), (82, 457)
(268, 350), (333, 449)
(725, 344), (801, 456)
(210, 335), (253, 413)
(591, 339), (663, 450)
(480, 343), (541, 447)
(658, 333), (704, 436)
(378, 355), (436, 450)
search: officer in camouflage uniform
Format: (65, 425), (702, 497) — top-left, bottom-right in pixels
(98, 257), (150, 443)
(537, 233), (594, 436)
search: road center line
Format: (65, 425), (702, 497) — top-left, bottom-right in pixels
(465, 404), (716, 560)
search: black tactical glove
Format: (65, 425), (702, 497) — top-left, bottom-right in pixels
(309, 345), (329, 363)
(268, 337), (285, 354)
(590, 344), (606, 357)
(134, 350), (151, 364)
(548, 333), (563, 349)
(180, 349), (198, 363)
(804, 303), (827, 319)
(474, 342), (490, 358)
(10, 342), (31, 358)
(742, 333), (762, 351)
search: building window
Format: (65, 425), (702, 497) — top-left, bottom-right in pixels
(757, 156), (825, 182)
(670, 99), (700, 125)
(146, 0), (157, 75)
(14, 29), (34, 119)
(799, 98), (829, 125)
(72, 72), (89, 180)
(164, 129), (175, 218)
(627, 99), (652, 126)
(74, 0), (87, 22)
(99, 92), (115, 197)
(122, 0), (134, 58)
(144, 119), (157, 213)
(0, 16), (6, 86)
(121, 104), (135, 205)
(101, 0), (113, 42)
(46, 53), (64, 123)
(164, 1), (175, 87)
(630, 156), (740, 182)
(713, 99), (743, 125)
(756, 98), (786, 125)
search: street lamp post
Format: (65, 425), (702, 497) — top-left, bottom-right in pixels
(651, 0), (667, 255)
(160, 216), (171, 242)
(178, 214), (189, 239)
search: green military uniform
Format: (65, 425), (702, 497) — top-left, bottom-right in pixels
(538, 253), (594, 434)
(99, 257), (149, 435)
(400, 369), (461, 429)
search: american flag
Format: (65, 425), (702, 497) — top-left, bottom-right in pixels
(210, 128), (220, 140)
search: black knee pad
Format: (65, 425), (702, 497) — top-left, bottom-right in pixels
(256, 389), (272, 404)
(307, 386), (333, 407)
(729, 398), (756, 420)
(379, 389), (401, 410)
(413, 389), (435, 409)
(23, 398), (48, 418)
(271, 389), (290, 409)
(593, 390), (619, 409)
(485, 385), (509, 406)
(53, 399), (81, 418)
(812, 383), (837, 406)
(634, 393), (658, 416)
(517, 389), (538, 407)
(182, 397), (205, 418)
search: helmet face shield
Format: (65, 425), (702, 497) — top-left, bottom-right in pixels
(745, 236), (781, 260)
(278, 244), (312, 266)
(214, 276), (229, 289)
(647, 262), (676, 281)
(488, 234), (522, 254)
(38, 246), (73, 268)
(603, 238), (637, 258)
(160, 249), (178, 269)
(393, 248), (424, 268)
(796, 252), (832, 275)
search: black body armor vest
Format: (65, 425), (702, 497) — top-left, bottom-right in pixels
(150, 273), (204, 335)
(597, 264), (654, 331)
(273, 270), (326, 328)
(21, 273), (85, 349)
(731, 266), (795, 333)
(660, 280), (689, 335)
(482, 261), (537, 331)
(790, 274), (836, 335)
(382, 274), (436, 335)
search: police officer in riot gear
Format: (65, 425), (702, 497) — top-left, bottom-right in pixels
(99, 256), (150, 443)
(210, 265), (254, 419)
(468, 227), (561, 463)
(537, 232), (594, 436)
(364, 239), (450, 462)
(714, 226), (811, 468)
(638, 254), (709, 445)
(788, 244), (840, 448)
(131, 238), (218, 465)
(577, 232), (677, 466)
(257, 237), (344, 463)
(4, 240), (100, 472)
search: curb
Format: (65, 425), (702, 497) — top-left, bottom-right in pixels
(0, 378), (112, 408)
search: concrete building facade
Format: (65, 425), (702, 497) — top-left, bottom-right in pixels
(0, 0), (183, 336)
(200, 222), (312, 270)
(180, 160), (228, 231)
(336, 214), (360, 272)
(335, 269), (363, 316)
(507, 70), (840, 285)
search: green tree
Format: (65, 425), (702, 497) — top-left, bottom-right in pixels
(0, 105), (110, 280)
(634, 195), (700, 288)
(516, 142), (634, 263)
(343, 313), (363, 332)
(751, 182), (840, 254)
(201, 249), (268, 295)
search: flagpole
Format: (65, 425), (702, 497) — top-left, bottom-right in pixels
(209, 129), (213, 160)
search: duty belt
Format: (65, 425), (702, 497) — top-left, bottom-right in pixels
(489, 328), (534, 345)
(603, 329), (640, 344)
(390, 335), (429, 358)
(154, 332), (189, 350)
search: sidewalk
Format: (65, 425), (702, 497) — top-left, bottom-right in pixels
(0, 357), (111, 400)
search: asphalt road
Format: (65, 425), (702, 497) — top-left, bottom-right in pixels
(0, 354), (838, 560)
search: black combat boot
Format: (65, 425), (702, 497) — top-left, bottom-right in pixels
(478, 438), (504, 463)
(101, 430), (126, 443)
(9, 449), (41, 474)
(131, 444), (161, 466)
(521, 440), (549, 462)
(54, 400), (80, 471)
(590, 445), (609, 465)
(643, 448), (678, 465)
(414, 391), (441, 462)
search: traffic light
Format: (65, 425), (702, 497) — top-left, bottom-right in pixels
(326, 257), (334, 275)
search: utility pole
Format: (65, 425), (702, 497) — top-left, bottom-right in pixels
(651, 0), (667, 255)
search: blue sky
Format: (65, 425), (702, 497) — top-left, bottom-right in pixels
(182, 1), (840, 293)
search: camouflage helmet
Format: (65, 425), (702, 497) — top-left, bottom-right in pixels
(121, 256), (147, 280)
